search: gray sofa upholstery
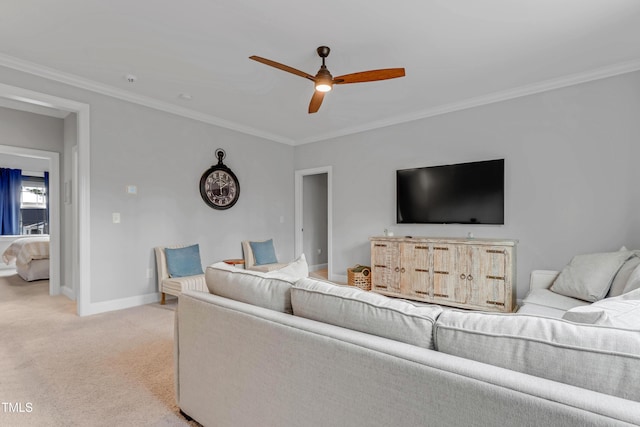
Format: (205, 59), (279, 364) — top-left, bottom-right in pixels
(175, 265), (640, 427)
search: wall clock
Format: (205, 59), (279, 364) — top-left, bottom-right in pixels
(199, 148), (240, 210)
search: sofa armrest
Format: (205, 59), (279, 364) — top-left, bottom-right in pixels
(529, 270), (559, 290)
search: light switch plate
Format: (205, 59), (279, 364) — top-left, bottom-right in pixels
(112, 213), (121, 224)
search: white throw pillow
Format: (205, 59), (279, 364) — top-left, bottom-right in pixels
(563, 288), (640, 329)
(623, 263), (640, 294)
(265, 253), (309, 279)
(608, 255), (640, 297)
(550, 250), (633, 302)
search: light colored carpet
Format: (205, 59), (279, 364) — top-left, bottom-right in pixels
(0, 270), (198, 426)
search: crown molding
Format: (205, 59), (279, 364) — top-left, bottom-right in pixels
(1, 52), (639, 147)
(0, 53), (295, 145)
(296, 58), (640, 145)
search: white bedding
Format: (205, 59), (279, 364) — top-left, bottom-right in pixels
(2, 236), (50, 281)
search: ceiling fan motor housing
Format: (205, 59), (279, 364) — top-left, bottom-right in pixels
(317, 46), (330, 58)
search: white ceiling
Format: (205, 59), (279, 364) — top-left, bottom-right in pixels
(1, 0), (640, 145)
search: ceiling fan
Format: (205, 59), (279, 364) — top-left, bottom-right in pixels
(250, 46), (405, 114)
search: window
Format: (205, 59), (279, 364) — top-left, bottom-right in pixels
(20, 176), (48, 235)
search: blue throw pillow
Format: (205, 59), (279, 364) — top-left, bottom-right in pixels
(165, 244), (204, 277)
(250, 239), (278, 265)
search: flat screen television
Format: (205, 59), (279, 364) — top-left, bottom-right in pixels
(396, 159), (504, 225)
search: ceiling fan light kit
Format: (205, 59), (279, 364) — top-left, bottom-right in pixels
(250, 45), (405, 113)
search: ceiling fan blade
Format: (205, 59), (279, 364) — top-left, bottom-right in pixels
(249, 56), (315, 81)
(308, 91), (325, 114)
(334, 68), (405, 84)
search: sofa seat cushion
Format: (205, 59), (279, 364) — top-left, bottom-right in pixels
(248, 262), (289, 273)
(162, 274), (207, 295)
(205, 262), (297, 313)
(515, 303), (567, 319)
(520, 288), (590, 312)
(434, 310), (640, 401)
(291, 278), (443, 349)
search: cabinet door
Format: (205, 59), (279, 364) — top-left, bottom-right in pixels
(475, 246), (510, 310)
(431, 244), (462, 304)
(400, 243), (431, 300)
(371, 241), (400, 294)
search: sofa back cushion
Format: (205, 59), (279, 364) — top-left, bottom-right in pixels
(205, 262), (296, 313)
(434, 310), (640, 401)
(291, 278), (443, 349)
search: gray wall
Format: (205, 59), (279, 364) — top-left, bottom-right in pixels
(0, 106), (64, 153)
(294, 71), (640, 299)
(303, 173), (328, 267)
(0, 65), (295, 305)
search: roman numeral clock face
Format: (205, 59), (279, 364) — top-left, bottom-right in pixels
(199, 151), (240, 210)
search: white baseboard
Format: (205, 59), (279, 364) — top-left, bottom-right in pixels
(61, 285), (76, 300)
(309, 263), (328, 272)
(84, 292), (160, 316)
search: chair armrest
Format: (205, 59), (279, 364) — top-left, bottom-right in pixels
(529, 270), (560, 290)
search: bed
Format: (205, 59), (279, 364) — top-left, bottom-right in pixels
(2, 236), (50, 281)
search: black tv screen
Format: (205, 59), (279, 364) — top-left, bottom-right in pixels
(397, 159), (504, 224)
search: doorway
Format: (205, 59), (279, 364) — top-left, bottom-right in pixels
(0, 145), (59, 294)
(295, 166), (332, 280)
(0, 82), (90, 316)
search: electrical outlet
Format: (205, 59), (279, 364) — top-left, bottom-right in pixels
(146, 268), (153, 279)
(317, 248), (322, 255)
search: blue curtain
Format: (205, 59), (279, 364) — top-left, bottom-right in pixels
(0, 168), (22, 235)
(44, 171), (49, 234)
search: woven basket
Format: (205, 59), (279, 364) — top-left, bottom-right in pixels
(347, 265), (372, 291)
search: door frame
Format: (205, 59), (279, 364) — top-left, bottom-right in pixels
(294, 166), (332, 280)
(0, 83), (91, 316)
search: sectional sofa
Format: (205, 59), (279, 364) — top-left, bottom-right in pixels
(174, 260), (640, 427)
